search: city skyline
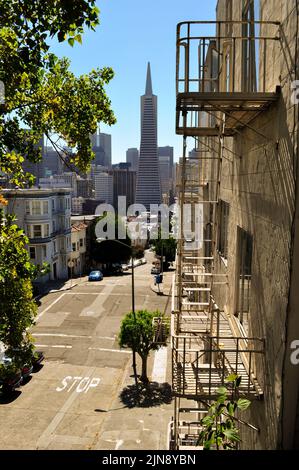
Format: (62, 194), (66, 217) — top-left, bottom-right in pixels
(51, 0), (217, 164)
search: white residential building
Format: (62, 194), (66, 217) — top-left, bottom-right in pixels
(70, 223), (87, 277)
(2, 188), (72, 282)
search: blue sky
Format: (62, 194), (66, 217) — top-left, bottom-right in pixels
(52, 0), (217, 163)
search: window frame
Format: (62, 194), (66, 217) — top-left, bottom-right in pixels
(218, 200), (230, 260)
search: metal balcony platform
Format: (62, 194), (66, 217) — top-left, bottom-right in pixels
(176, 90), (280, 137)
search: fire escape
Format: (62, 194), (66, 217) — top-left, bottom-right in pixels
(170, 20), (281, 449)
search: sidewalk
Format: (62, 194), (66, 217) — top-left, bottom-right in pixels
(92, 344), (173, 450)
(34, 277), (85, 299)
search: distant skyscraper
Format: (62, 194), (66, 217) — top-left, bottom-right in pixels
(126, 148), (139, 171)
(158, 146), (174, 179)
(135, 63), (161, 209)
(112, 168), (136, 209)
(94, 172), (113, 205)
(91, 130), (112, 168)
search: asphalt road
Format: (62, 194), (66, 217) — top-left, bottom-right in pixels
(0, 252), (173, 450)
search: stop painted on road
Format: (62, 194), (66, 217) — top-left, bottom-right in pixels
(56, 376), (100, 393)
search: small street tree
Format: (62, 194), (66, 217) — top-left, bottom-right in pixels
(119, 310), (168, 384)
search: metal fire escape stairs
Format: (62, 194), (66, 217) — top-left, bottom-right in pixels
(170, 20), (281, 450)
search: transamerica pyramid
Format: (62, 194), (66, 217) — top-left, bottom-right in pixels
(135, 62), (162, 210)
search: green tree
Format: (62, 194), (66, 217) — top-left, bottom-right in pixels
(0, 210), (48, 364)
(197, 374), (251, 450)
(0, 2), (115, 353)
(152, 233), (177, 269)
(119, 310), (168, 384)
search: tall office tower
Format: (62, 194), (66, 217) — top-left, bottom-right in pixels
(158, 146), (174, 179)
(94, 172), (113, 205)
(159, 155), (171, 195)
(112, 168), (136, 209)
(126, 148), (139, 171)
(91, 130), (112, 168)
(135, 63), (161, 210)
(23, 137), (64, 183)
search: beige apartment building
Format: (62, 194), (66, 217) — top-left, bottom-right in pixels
(171, 0), (299, 450)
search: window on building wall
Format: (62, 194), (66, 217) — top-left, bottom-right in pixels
(32, 201), (41, 215)
(43, 201), (49, 214)
(29, 246), (36, 259)
(72, 242), (76, 252)
(52, 199), (55, 211)
(53, 240), (57, 253)
(79, 238), (83, 247)
(242, 0), (259, 92)
(33, 225), (42, 237)
(42, 246), (47, 259)
(44, 224), (49, 238)
(26, 201), (30, 214)
(53, 220), (56, 233)
(236, 227), (253, 331)
(218, 200), (230, 260)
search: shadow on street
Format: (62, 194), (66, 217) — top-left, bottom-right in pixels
(119, 381), (173, 408)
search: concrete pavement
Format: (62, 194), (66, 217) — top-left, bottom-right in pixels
(0, 252), (174, 450)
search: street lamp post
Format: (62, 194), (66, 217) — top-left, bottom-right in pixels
(96, 238), (139, 389)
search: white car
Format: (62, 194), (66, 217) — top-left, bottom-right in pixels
(121, 264), (129, 271)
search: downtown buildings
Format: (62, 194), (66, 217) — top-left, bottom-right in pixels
(170, 0), (299, 450)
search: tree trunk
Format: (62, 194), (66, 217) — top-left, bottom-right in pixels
(140, 354), (149, 384)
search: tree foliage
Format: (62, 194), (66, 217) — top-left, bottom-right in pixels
(119, 310), (168, 383)
(0, 2), (115, 355)
(197, 374), (251, 450)
(0, 210), (48, 363)
(0, 0), (116, 188)
(152, 233), (177, 266)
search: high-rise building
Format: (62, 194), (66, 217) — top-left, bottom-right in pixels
(23, 137), (64, 183)
(135, 63), (161, 210)
(94, 172), (113, 205)
(91, 130), (112, 168)
(158, 155), (171, 195)
(158, 146), (174, 179)
(112, 168), (136, 209)
(126, 148), (139, 171)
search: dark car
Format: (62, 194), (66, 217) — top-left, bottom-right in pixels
(0, 356), (23, 394)
(88, 270), (103, 281)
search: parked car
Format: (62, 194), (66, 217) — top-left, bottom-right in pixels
(140, 258), (147, 265)
(1, 353), (33, 381)
(121, 264), (129, 271)
(0, 355), (22, 394)
(88, 270), (103, 281)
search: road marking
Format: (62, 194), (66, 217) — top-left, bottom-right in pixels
(151, 346), (168, 383)
(33, 333), (115, 341)
(36, 293), (66, 321)
(88, 347), (131, 354)
(56, 376), (101, 393)
(37, 366), (96, 449)
(35, 344), (72, 349)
